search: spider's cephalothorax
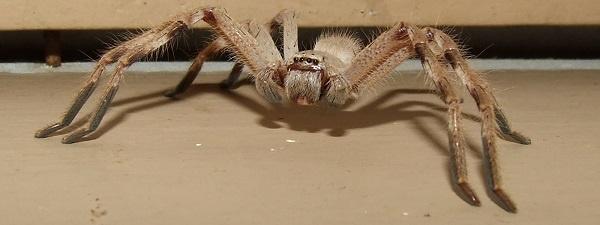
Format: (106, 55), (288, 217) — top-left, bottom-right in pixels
(260, 34), (362, 106)
(35, 7), (531, 213)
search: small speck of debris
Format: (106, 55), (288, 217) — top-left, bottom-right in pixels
(90, 207), (107, 217)
(195, 143), (203, 147)
(424, 213), (431, 217)
(285, 139), (296, 143)
(402, 212), (409, 216)
(269, 147), (285, 152)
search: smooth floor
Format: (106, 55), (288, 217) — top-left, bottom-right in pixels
(1, 66), (599, 225)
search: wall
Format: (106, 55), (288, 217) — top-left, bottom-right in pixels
(1, 0), (599, 30)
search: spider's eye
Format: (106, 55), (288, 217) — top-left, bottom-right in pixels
(293, 57), (299, 62)
(306, 58), (313, 64)
(313, 60), (319, 65)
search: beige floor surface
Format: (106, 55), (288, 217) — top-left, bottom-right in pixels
(1, 69), (599, 224)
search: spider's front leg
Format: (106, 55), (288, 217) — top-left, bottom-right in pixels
(35, 9), (206, 143)
(342, 23), (529, 212)
(322, 23), (415, 106)
(36, 7), (287, 143)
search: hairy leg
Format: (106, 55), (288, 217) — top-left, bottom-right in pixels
(270, 9), (298, 61)
(409, 26), (481, 206)
(425, 28), (531, 145)
(164, 38), (229, 98)
(423, 27), (531, 212)
(345, 23), (413, 92)
(339, 23), (480, 206)
(36, 9), (205, 140)
(167, 9), (295, 97)
(37, 7), (291, 143)
(326, 23), (413, 106)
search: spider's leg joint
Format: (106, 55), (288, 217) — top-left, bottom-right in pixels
(425, 28), (435, 42)
(201, 7), (218, 24)
(395, 22), (409, 40)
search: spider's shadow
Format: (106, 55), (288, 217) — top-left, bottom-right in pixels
(59, 80), (482, 159)
(56, 79), (492, 207)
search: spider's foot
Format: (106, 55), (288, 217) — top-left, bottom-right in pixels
(491, 188), (518, 213)
(457, 182), (481, 207)
(499, 131), (531, 145)
(164, 89), (182, 99)
(219, 79), (236, 90)
(61, 128), (92, 144)
(35, 122), (64, 138)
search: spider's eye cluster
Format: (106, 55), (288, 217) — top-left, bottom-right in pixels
(293, 57), (319, 65)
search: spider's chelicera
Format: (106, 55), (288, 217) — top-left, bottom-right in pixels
(34, 7), (531, 213)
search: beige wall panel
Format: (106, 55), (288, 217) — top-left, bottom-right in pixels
(1, 0), (599, 30)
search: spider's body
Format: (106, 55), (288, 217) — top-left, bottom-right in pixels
(35, 7), (531, 213)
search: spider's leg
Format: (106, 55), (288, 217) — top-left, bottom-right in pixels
(34, 50), (122, 138)
(57, 9), (205, 143)
(408, 27), (481, 207)
(204, 8), (281, 73)
(203, 8), (287, 102)
(339, 23), (480, 206)
(164, 38), (241, 97)
(329, 23), (413, 106)
(219, 62), (245, 89)
(423, 27), (530, 212)
(492, 106), (531, 144)
(221, 10), (297, 89)
(344, 23), (413, 92)
(166, 13), (287, 97)
(35, 9), (204, 138)
(270, 9), (298, 60)
(426, 28), (531, 145)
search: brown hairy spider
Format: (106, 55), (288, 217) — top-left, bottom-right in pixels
(34, 7), (531, 213)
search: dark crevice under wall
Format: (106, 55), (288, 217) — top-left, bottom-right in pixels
(0, 26), (599, 63)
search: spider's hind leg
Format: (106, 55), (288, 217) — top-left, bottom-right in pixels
(35, 55), (117, 138)
(164, 37), (244, 98)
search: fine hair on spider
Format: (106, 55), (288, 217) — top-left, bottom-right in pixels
(34, 7), (531, 213)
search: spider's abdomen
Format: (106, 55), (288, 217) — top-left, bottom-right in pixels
(314, 33), (363, 66)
